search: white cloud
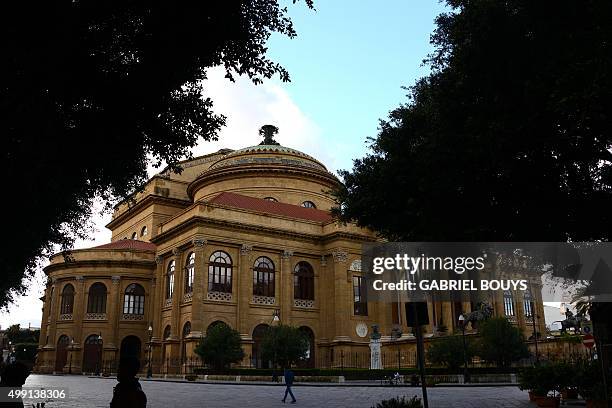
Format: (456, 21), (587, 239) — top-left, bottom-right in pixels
(1, 67), (324, 329)
(191, 66), (335, 172)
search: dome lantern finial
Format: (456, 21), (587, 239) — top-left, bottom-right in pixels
(259, 125), (280, 146)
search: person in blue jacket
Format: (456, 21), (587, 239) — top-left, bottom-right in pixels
(282, 367), (296, 403)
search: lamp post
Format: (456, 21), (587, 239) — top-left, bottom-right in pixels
(96, 333), (103, 376)
(458, 314), (470, 383)
(271, 309), (280, 382)
(529, 305), (540, 364)
(147, 324), (153, 378)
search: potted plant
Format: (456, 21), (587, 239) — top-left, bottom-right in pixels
(577, 361), (609, 408)
(518, 365), (560, 407)
(555, 361), (578, 400)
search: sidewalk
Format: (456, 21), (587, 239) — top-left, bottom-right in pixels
(88, 374), (518, 387)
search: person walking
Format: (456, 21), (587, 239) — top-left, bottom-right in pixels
(110, 357), (147, 408)
(282, 367), (296, 404)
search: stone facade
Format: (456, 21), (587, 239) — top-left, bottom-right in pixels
(35, 134), (546, 374)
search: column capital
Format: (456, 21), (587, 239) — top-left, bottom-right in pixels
(331, 249), (349, 263)
(193, 238), (207, 248)
(281, 250), (293, 260)
(321, 255), (327, 267)
(75, 275), (84, 282)
(172, 248), (182, 256)
(111, 276), (121, 285)
(155, 255), (164, 265)
(240, 244), (252, 256)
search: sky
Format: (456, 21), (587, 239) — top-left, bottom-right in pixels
(1, 0), (451, 329)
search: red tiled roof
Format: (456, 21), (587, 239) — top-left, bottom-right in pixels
(209, 192), (333, 223)
(94, 239), (156, 251)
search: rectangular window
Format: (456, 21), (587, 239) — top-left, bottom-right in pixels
(353, 275), (368, 316)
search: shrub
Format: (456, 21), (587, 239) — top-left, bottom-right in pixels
(478, 317), (529, 367)
(194, 323), (244, 371)
(371, 396), (423, 408)
(426, 335), (474, 370)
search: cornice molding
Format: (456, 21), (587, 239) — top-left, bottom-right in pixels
(106, 195), (192, 230)
(187, 165), (340, 200)
(44, 259), (156, 275)
(151, 215), (374, 248)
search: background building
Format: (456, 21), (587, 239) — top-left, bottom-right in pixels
(35, 128), (545, 374)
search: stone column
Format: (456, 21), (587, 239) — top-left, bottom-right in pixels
(238, 244), (252, 334)
(281, 250), (293, 325)
(73, 276), (86, 344)
(332, 249), (350, 341)
(107, 275), (121, 350)
(190, 239), (207, 337)
(170, 248), (184, 340)
(46, 278), (59, 347)
(152, 256), (164, 341)
(318, 255), (333, 340)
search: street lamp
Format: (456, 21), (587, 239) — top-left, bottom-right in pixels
(271, 310), (280, 382)
(458, 314), (470, 383)
(529, 305), (540, 364)
(96, 333), (103, 376)
(147, 324), (153, 378)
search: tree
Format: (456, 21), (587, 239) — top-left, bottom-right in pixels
(1, 0), (313, 309)
(195, 323), (244, 371)
(335, 0), (612, 243)
(5, 324), (40, 344)
(477, 317), (529, 368)
(426, 335), (474, 371)
(261, 324), (309, 368)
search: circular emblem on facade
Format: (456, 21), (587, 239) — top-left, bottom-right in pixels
(356, 322), (368, 338)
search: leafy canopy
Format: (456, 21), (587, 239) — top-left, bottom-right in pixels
(426, 335), (474, 370)
(260, 324), (309, 368)
(195, 323), (245, 371)
(1, 0), (312, 309)
(335, 0), (612, 242)
(477, 317), (530, 368)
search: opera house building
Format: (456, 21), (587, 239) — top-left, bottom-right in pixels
(34, 127), (545, 374)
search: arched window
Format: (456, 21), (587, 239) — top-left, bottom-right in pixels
(123, 284), (145, 315)
(87, 283), (107, 314)
(504, 290), (515, 317)
(163, 325), (171, 340)
(253, 257), (275, 297)
(185, 252), (195, 293)
(301, 200), (316, 209)
(60, 284), (75, 314)
(523, 289), (533, 318)
(131, 232), (138, 240)
(140, 226), (148, 237)
(182, 322), (191, 338)
(166, 260), (175, 299)
(294, 261), (314, 300)
(208, 251), (232, 293)
(264, 197), (278, 202)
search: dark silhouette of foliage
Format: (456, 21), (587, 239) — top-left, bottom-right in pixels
(371, 396), (422, 408)
(477, 317), (529, 368)
(261, 324), (309, 368)
(426, 335), (474, 370)
(195, 323), (244, 371)
(0, 0), (313, 308)
(335, 0), (612, 242)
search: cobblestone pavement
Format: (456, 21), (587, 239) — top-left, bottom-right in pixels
(23, 374), (533, 408)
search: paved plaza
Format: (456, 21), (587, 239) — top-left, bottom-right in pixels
(23, 374), (533, 408)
